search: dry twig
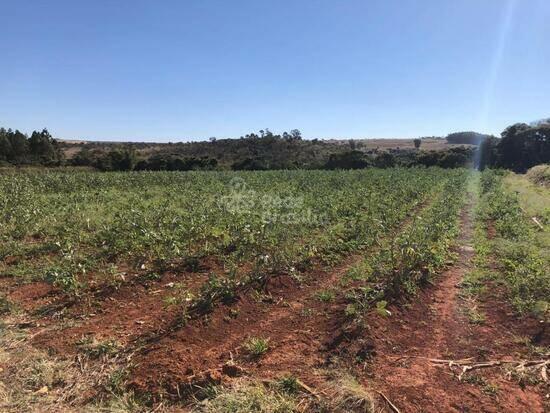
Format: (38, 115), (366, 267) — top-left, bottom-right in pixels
(429, 357), (549, 382)
(377, 391), (401, 413)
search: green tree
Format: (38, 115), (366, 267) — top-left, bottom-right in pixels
(476, 137), (499, 170)
(105, 148), (138, 171)
(374, 152), (396, 168)
(497, 123), (549, 172)
(0, 129), (13, 161)
(324, 150), (370, 170)
(7, 130), (29, 161)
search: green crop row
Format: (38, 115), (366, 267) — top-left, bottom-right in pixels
(478, 170), (549, 321)
(342, 170), (469, 319)
(1, 168), (463, 300)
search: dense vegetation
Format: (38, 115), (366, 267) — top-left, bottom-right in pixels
(446, 131), (492, 145)
(478, 170), (549, 321)
(1, 119), (548, 174)
(478, 123), (550, 172)
(0, 128), (64, 166)
(0, 168), (461, 302)
(68, 138), (475, 172)
(341, 172), (466, 322)
(1, 126), (477, 171)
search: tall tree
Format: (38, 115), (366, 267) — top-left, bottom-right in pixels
(498, 123), (550, 172)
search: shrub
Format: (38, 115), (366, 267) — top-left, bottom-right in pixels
(526, 164), (550, 187)
(243, 337), (270, 357)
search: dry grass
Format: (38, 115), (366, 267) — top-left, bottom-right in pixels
(0, 317), (141, 413)
(193, 379), (298, 413)
(323, 372), (378, 413)
(526, 164), (550, 187)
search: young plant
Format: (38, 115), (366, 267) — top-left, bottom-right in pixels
(243, 337), (269, 358)
(316, 289), (335, 303)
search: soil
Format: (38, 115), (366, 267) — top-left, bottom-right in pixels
(363, 200), (548, 412)
(3, 198), (548, 412)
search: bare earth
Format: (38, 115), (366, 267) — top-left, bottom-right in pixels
(365, 201), (548, 412)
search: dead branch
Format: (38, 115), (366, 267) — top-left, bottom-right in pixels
(429, 357), (549, 382)
(296, 379), (323, 400)
(430, 358), (547, 366)
(377, 391), (401, 413)
(532, 216), (544, 230)
(458, 361), (502, 380)
(429, 357), (475, 365)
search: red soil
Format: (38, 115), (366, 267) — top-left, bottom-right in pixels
(363, 203), (548, 412)
(31, 267), (214, 353)
(7, 281), (57, 311)
(4, 200), (547, 412)
(127, 257), (359, 399)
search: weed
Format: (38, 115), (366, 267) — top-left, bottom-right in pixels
(0, 295), (15, 315)
(105, 367), (129, 395)
(277, 375), (299, 394)
(482, 383), (500, 396)
(183, 256), (201, 272)
(163, 283), (195, 307)
(463, 374), (486, 386)
(316, 289), (335, 303)
(243, 337), (270, 358)
(325, 372), (377, 412)
(301, 308), (315, 317)
(344, 262), (372, 283)
(44, 266), (83, 295)
(76, 337), (121, 359)
(465, 307), (486, 325)
(195, 379), (297, 412)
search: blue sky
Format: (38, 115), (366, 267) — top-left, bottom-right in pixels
(1, 0), (549, 141)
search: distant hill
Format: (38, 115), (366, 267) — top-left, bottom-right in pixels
(446, 131), (493, 145)
(56, 131), (477, 171)
(60, 136), (466, 163)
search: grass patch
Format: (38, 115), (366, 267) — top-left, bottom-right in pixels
(76, 337), (122, 359)
(464, 306), (486, 325)
(479, 170), (550, 321)
(316, 289), (336, 303)
(243, 337), (269, 358)
(325, 372), (377, 412)
(194, 379), (298, 413)
(0, 295), (16, 316)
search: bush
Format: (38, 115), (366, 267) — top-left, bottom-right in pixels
(479, 170), (549, 320)
(324, 150), (370, 170)
(526, 164), (550, 187)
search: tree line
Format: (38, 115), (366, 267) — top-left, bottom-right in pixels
(477, 122), (550, 172)
(1, 122), (548, 172)
(0, 128), (64, 166)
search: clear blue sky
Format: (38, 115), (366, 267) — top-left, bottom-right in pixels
(1, 0), (549, 141)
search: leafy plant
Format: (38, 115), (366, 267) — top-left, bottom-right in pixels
(316, 289), (335, 302)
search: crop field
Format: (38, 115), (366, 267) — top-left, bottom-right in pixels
(0, 169), (460, 296)
(0, 168), (548, 413)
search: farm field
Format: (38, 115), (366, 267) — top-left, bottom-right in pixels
(0, 168), (548, 412)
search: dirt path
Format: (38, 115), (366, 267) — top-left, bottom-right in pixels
(366, 196), (547, 412)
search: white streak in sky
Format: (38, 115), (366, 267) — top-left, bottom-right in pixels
(479, 0), (517, 131)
